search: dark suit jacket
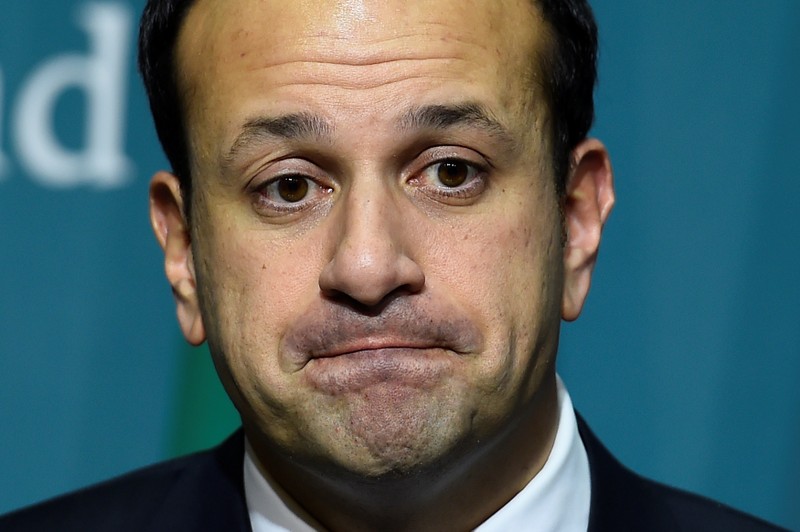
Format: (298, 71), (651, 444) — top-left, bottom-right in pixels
(0, 418), (787, 531)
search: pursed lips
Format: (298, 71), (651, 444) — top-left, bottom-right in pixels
(307, 337), (458, 360)
(279, 297), (485, 374)
(302, 344), (460, 394)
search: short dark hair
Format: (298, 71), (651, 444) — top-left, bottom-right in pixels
(536, 0), (598, 195)
(138, 0), (196, 207)
(138, 0), (598, 206)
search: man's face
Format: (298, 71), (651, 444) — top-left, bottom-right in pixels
(171, 0), (570, 477)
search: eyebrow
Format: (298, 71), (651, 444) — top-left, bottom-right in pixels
(399, 102), (517, 148)
(224, 112), (333, 169)
(223, 102), (517, 170)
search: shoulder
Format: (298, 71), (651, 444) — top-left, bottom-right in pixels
(576, 415), (788, 532)
(0, 431), (250, 532)
(0, 453), (201, 531)
(652, 480), (788, 532)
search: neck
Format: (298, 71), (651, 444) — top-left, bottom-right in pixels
(247, 374), (559, 531)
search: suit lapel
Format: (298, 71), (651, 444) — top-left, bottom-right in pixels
(146, 430), (253, 532)
(577, 415), (680, 532)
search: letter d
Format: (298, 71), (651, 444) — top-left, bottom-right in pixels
(13, 3), (133, 188)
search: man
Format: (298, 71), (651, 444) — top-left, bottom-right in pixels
(0, 0), (786, 530)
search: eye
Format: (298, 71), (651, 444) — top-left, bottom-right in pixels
(414, 158), (487, 202)
(252, 174), (332, 215)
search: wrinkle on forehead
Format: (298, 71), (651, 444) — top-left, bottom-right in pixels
(179, 0), (541, 72)
(176, 0), (549, 168)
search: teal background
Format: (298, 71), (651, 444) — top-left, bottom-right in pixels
(1, 1), (798, 529)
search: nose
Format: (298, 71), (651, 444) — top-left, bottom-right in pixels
(318, 184), (425, 308)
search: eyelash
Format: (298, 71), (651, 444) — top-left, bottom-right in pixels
(248, 151), (489, 216)
(251, 173), (332, 215)
(411, 157), (488, 201)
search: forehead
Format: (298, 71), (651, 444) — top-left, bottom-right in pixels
(175, 0), (549, 158)
(178, 0), (542, 57)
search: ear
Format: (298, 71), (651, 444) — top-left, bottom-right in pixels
(149, 171), (206, 345)
(561, 138), (615, 321)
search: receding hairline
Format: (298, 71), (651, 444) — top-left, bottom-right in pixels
(171, 0), (563, 184)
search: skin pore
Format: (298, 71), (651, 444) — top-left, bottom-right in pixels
(149, 0), (614, 530)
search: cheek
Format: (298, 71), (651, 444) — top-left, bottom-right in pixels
(423, 201), (563, 383)
(198, 228), (334, 442)
(195, 214), (326, 387)
(429, 207), (560, 317)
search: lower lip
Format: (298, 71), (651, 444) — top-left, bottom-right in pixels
(304, 347), (456, 394)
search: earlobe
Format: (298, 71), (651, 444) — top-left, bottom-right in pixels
(149, 171), (206, 345)
(561, 139), (615, 321)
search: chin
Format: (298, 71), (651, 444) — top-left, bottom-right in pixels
(298, 382), (478, 479)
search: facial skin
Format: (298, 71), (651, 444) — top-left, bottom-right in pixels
(150, 0), (614, 529)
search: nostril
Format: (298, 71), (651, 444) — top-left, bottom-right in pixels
(318, 251), (425, 309)
(321, 281), (425, 316)
(319, 192), (425, 308)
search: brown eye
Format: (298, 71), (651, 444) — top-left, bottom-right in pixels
(277, 176), (309, 202)
(437, 161), (469, 187)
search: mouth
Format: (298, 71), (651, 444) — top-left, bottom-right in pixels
(308, 337), (459, 359)
(280, 296), (484, 382)
(303, 345), (459, 394)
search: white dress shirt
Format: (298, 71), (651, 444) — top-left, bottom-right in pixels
(244, 376), (591, 531)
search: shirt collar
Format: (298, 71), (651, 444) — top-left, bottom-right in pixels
(244, 376), (590, 532)
(475, 375), (591, 532)
(243, 442), (318, 532)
